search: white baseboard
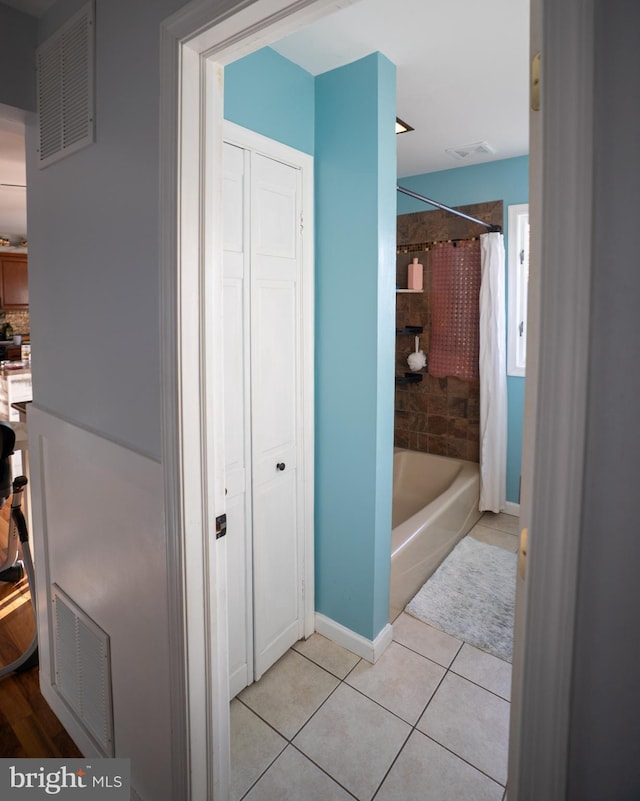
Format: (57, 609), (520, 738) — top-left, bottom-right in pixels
(504, 501), (521, 517)
(315, 613), (393, 664)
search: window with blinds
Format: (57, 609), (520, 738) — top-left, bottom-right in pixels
(507, 203), (529, 377)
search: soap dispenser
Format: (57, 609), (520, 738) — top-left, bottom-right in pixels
(408, 257), (423, 291)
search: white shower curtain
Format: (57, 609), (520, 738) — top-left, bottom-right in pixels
(479, 232), (507, 512)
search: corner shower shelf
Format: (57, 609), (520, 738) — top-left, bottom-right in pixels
(396, 326), (423, 335)
(395, 373), (423, 386)
(396, 289), (423, 294)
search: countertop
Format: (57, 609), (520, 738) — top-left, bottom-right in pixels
(11, 400), (31, 422)
(0, 365), (31, 377)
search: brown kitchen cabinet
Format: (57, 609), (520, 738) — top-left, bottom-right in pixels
(6, 346), (22, 361)
(0, 253), (28, 311)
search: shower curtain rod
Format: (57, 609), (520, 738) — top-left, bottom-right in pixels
(397, 185), (502, 233)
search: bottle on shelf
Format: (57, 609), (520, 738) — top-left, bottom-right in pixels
(407, 257), (423, 291)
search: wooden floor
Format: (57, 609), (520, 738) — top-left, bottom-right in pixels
(0, 501), (81, 757)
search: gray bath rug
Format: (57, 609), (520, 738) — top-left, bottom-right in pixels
(405, 536), (517, 662)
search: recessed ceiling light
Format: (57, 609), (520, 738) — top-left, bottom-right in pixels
(396, 117), (414, 135)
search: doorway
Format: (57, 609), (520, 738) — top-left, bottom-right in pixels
(222, 121), (315, 698)
(160, 0), (593, 799)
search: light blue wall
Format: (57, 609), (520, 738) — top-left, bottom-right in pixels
(397, 157), (529, 504)
(224, 48), (396, 641)
(224, 47), (314, 154)
(315, 53), (396, 640)
(372, 57), (398, 633)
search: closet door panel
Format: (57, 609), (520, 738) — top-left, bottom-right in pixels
(251, 281), (297, 487)
(252, 469), (298, 675)
(225, 493), (250, 697)
(251, 153), (302, 678)
(223, 142), (253, 697)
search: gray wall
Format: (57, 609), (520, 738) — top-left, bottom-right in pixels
(568, 2), (640, 798)
(26, 0), (193, 458)
(0, 3), (36, 111)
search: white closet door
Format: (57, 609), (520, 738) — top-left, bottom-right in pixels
(251, 152), (303, 679)
(222, 142), (253, 698)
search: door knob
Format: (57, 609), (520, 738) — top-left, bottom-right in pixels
(276, 462), (286, 471)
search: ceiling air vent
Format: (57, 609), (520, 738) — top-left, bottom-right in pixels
(445, 141), (495, 162)
(36, 1), (95, 169)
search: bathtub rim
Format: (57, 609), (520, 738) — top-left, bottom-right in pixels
(391, 447), (480, 557)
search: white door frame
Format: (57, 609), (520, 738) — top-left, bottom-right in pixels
(223, 119), (316, 691)
(159, 0), (595, 798)
(508, 1), (595, 799)
(159, 1), (343, 798)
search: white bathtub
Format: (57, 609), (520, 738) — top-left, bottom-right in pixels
(389, 448), (482, 620)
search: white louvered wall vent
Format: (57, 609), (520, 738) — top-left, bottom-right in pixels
(52, 584), (114, 756)
(36, 1), (95, 168)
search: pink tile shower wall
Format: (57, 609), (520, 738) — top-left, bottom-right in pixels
(395, 201), (502, 462)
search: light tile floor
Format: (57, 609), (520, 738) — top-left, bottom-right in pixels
(231, 512), (518, 801)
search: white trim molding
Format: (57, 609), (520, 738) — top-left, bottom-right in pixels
(222, 118), (316, 670)
(159, 1), (349, 798)
(315, 613), (393, 664)
(504, 501), (521, 518)
(28, 406), (169, 799)
(509, 1), (595, 799)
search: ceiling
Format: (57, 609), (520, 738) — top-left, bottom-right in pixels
(272, 0), (530, 177)
(0, 0), (529, 235)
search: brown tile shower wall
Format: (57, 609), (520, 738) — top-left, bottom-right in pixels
(395, 201), (503, 462)
(394, 374), (480, 460)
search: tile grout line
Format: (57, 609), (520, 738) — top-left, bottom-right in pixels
(235, 695), (288, 741)
(236, 733), (287, 801)
(238, 644), (421, 800)
(433, 635), (509, 788)
(369, 726), (414, 801)
(447, 665), (512, 703)
(392, 634), (462, 669)
(288, 742), (361, 801)
(394, 616), (513, 699)
(236, 655), (355, 801)
(368, 639), (463, 800)
(416, 638), (509, 790)
(419, 730), (507, 790)
(339, 637), (460, 731)
(390, 636), (460, 667)
(366, 635), (508, 797)
(478, 523), (520, 537)
(236, 624), (510, 799)
(282, 653), (392, 801)
(292, 644), (364, 682)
